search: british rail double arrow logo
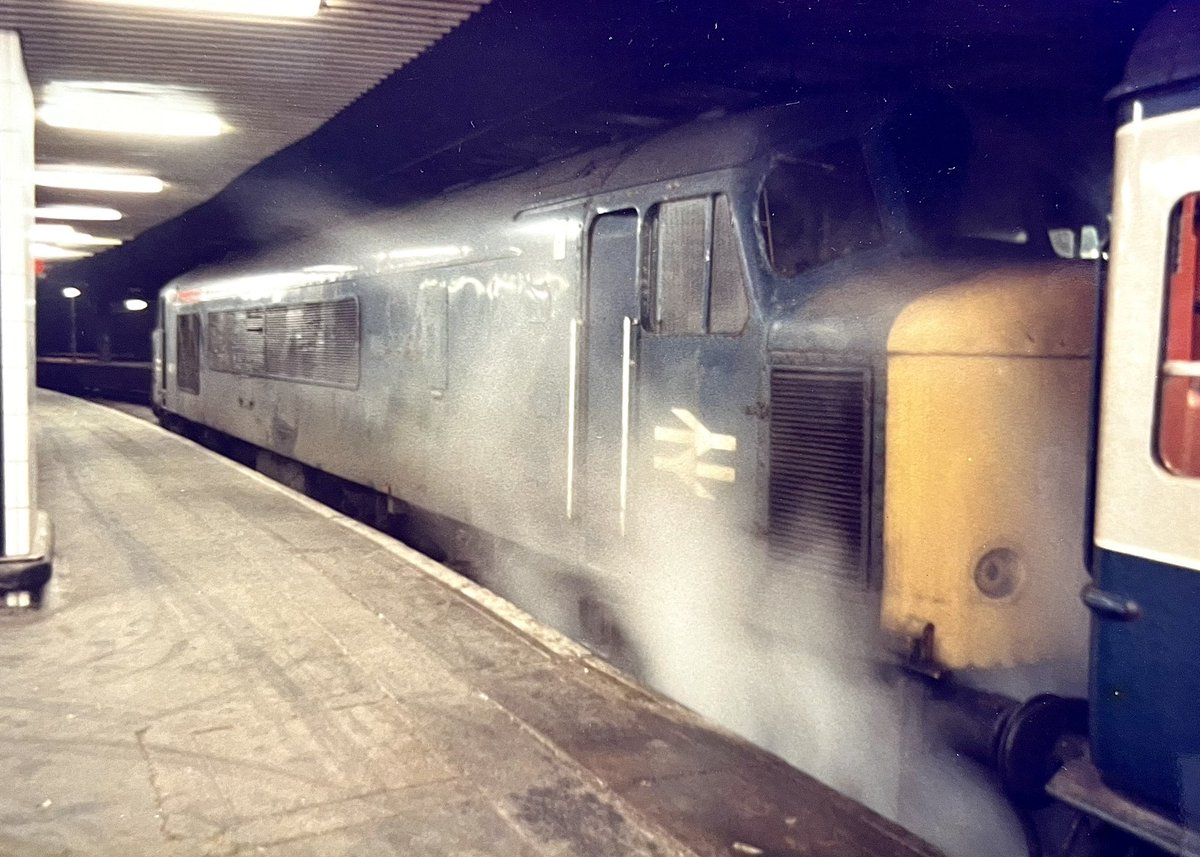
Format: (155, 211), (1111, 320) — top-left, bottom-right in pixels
(652, 408), (737, 500)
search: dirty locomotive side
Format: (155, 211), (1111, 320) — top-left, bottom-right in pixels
(154, 98), (1098, 857)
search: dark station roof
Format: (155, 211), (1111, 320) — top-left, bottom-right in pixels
(1110, 1), (1200, 100)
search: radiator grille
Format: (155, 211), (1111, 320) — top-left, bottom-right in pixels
(176, 314), (201, 394)
(768, 366), (871, 582)
(205, 297), (359, 389)
(208, 308), (266, 376)
(264, 299), (360, 388)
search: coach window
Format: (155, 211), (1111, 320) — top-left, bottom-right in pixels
(758, 140), (883, 278)
(649, 193), (749, 335)
(1158, 193), (1200, 477)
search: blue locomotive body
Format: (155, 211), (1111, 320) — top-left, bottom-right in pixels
(155, 99), (1110, 856)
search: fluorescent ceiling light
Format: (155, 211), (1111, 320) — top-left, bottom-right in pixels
(39, 81), (226, 137)
(89, 0), (320, 16)
(62, 234), (123, 247)
(89, 0), (321, 15)
(30, 224), (122, 247)
(30, 224), (79, 242)
(36, 205), (123, 222)
(32, 245), (92, 261)
(35, 168), (164, 194)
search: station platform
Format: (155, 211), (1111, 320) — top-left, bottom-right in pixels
(36, 357), (153, 405)
(0, 390), (942, 857)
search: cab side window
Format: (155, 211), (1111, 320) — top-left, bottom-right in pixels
(758, 140), (882, 278)
(710, 195), (750, 334)
(648, 193), (749, 335)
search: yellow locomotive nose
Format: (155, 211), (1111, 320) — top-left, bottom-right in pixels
(881, 260), (1096, 670)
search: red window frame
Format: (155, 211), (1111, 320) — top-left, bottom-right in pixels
(1159, 193), (1200, 476)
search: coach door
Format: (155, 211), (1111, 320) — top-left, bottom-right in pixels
(1089, 151), (1200, 822)
(581, 210), (640, 544)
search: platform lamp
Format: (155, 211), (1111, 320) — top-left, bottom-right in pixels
(61, 286), (81, 361)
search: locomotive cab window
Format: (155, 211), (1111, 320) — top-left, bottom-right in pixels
(1158, 193), (1200, 477)
(758, 140), (883, 278)
(647, 193), (749, 335)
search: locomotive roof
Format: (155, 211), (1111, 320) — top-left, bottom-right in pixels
(168, 98), (878, 290)
(508, 98), (873, 207)
(1110, 1), (1200, 100)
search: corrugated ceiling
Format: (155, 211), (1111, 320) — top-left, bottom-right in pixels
(0, 0), (488, 244)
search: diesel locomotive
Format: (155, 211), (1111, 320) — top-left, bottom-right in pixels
(151, 12), (1200, 852)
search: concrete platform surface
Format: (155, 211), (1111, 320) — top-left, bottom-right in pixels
(0, 391), (942, 857)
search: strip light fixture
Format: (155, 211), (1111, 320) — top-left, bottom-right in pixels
(40, 82), (226, 138)
(30, 224), (122, 247)
(89, 0), (321, 17)
(35, 168), (164, 194)
(36, 205), (123, 222)
(32, 245), (92, 261)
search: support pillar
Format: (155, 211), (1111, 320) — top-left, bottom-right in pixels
(0, 31), (53, 605)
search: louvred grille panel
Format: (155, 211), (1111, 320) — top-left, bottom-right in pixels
(205, 297), (360, 389)
(264, 299), (360, 388)
(768, 366), (871, 582)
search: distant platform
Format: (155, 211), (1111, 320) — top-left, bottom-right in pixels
(37, 356), (152, 404)
(0, 390), (942, 857)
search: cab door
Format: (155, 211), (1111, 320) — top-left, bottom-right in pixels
(631, 194), (759, 549)
(580, 210), (640, 547)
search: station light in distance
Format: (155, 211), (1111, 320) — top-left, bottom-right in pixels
(40, 82), (226, 138)
(62, 287), (83, 299)
(87, 0), (321, 17)
(124, 298), (150, 312)
(35, 167), (165, 194)
(36, 205), (123, 222)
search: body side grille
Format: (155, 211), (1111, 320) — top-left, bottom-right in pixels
(768, 366), (871, 583)
(205, 297), (360, 389)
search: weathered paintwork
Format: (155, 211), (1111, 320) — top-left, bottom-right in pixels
(883, 265), (1096, 669)
(156, 103), (1097, 857)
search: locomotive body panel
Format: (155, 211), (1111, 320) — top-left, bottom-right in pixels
(155, 104), (1102, 857)
(883, 265), (1095, 669)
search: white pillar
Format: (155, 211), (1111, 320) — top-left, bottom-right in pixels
(0, 31), (51, 595)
